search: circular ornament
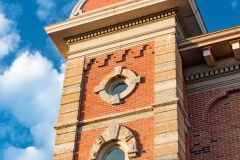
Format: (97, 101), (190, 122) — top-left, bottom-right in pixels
(94, 66), (141, 105)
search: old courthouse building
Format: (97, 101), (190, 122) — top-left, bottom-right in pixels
(45, 0), (240, 159)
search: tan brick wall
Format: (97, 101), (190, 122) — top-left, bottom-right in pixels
(153, 33), (187, 160)
(53, 57), (85, 160)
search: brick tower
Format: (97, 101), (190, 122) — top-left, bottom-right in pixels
(45, 0), (207, 159)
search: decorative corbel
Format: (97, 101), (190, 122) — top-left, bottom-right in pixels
(202, 46), (215, 67)
(229, 39), (240, 60)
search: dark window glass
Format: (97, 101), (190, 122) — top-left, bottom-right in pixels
(112, 83), (128, 95)
(106, 148), (125, 160)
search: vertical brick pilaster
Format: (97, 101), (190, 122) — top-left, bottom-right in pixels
(53, 57), (85, 160)
(153, 33), (188, 160)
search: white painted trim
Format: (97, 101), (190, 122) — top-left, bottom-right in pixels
(68, 25), (176, 59)
(188, 0), (207, 34)
(45, 0), (166, 33)
(70, 0), (87, 18)
(178, 26), (240, 52)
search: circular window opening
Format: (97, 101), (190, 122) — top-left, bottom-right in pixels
(106, 148), (125, 160)
(106, 76), (129, 96)
(112, 83), (128, 95)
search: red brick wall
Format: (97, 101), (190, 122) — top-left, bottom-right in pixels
(187, 86), (240, 160)
(75, 117), (154, 160)
(80, 43), (155, 120)
(83, 0), (124, 12)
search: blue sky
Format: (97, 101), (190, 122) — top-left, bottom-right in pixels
(0, 0), (239, 159)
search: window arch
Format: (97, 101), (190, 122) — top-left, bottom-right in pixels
(98, 141), (129, 160)
(106, 148), (124, 160)
(88, 125), (138, 160)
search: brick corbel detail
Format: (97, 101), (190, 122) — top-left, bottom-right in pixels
(130, 46), (143, 58)
(112, 50), (126, 63)
(95, 55), (109, 67)
(83, 44), (153, 71)
(84, 58), (92, 70)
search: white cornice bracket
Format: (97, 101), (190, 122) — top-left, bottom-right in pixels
(230, 39), (240, 60)
(202, 46), (215, 67)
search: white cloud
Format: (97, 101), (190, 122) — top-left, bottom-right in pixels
(3, 146), (46, 160)
(35, 0), (78, 22)
(0, 51), (65, 160)
(36, 0), (55, 21)
(231, 0), (238, 9)
(0, 3), (22, 19)
(0, 13), (20, 59)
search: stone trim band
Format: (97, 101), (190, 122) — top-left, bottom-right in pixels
(185, 62), (240, 83)
(65, 9), (177, 45)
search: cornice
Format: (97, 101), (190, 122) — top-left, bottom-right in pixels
(44, 0), (167, 34)
(187, 77), (240, 95)
(184, 61), (240, 83)
(68, 24), (176, 59)
(188, 0), (207, 34)
(65, 10), (177, 45)
(178, 26), (240, 52)
(45, 0), (205, 59)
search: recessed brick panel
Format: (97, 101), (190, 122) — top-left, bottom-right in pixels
(81, 43), (155, 120)
(187, 86), (240, 160)
(75, 117), (154, 160)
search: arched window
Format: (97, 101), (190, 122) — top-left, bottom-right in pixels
(88, 125), (137, 160)
(98, 142), (129, 160)
(106, 148), (125, 160)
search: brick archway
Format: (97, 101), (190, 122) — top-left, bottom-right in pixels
(201, 85), (240, 159)
(208, 91), (240, 159)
